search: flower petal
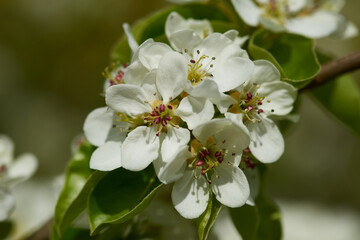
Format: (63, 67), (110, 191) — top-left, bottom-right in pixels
(90, 141), (122, 171)
(185, 79), (221, 99)
(160, 126), (190, 165)
(156, 52), (187, 102)
(168, 29), (202, 52)
(139, 42), (173, 70)
(0, 187), (15, 221)
(195, 33), (232, 58)
(121, 126), (160, 171)
(7, 153), (38, 187)
(231, 0), (261, 26)
(123, 60), (149, 86)
(172, 170), (209, 219)
(176, 96), (214, 129)
(123, 23), (139, 54)
(246, 116), (284, 163)
(211, 164), (249, 208)
(214, 113), (250, 154)
(83, 107), (128, 147)
(211, 93), (236, 114)
(154, 145), (190, 184)
(285, 10), (339, 38)
(106, 84), (151, 116)
(192, 118), (232, 144)
(214, 57), (254, 92)
(257, 81), (297, 116)
(247, 60), (281, 86)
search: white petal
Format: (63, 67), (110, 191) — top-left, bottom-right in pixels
(123, 60), (149, 86)
(156, 52), (187, 102)
(154, 145), (190, 184)
(90, 141), (122, 171)
(285, 10), (339, 38)
(214, 113), (250, 154)
(192, 118), (232, 144)
(7, 153), (38, 186)
(246, 116), (284, 163)
(141, 70), (159, 103)
(0, 134), (14, 166)
(218, 42), (249, 61)
(83, 107), (127, 147)
(247, 60), (281, 86)
(211, 164), (249, 208)
(168, 29), (202, 52)
(172, 170), (209, 219)
(185, 79), (221, 99)
(165, 11), (186, 37)
(106, 84), (151, 116)
(160, 126), (190, 165)
(224, 30), (249, 47)
(195, 33), (232, 58)
(0, 187), (15, 221)
(139, 42), (173, 70)
(131, 38), (154, 63)
(214, 57), (254, 92)
(211, 93), (236, 114)
(231, 0), (261, 26)
(176, 96), (214, 129)
(186, 18), (213, 38)
(121, 126), (160, 171)
(123, 23), (139, 54)
(257, 81), (297, 116)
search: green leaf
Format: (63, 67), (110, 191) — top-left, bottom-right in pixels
(110, 2), (231, 63)
(197, 191), (222, 240)
(230, 164), (282, 240)
(0, 221), (12, 239)
(54, 142), (107, 237)
(248, 29), (320, 89)
(310, 74), (360, 135)
(88, 166), (163, 235)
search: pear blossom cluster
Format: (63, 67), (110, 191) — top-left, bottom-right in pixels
(231, 0), (358, 38)
(0, 134), (38, 221)
(83, 12), (297, 219)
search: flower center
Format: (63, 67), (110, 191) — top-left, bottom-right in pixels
(187, 50), (215, 86)
(228, 83), (273, 123)
(188, 139), (224, 178)
(103, 63), (128, 86)
(260, 0), (290, 24)
(144, 102), (179, 136)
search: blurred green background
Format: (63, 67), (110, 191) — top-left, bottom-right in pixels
(0, 0), (359, 228)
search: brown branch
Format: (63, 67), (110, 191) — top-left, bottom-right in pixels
(302, 50), (360, 91)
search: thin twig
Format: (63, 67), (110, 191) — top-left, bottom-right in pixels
(302, 50), (360, 91)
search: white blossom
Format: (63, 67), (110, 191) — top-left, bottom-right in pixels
(0, 135), (37, 221)
(231, 0), (358, 38)
(225, 60), (297, 163)
(167, 119), (250, 219)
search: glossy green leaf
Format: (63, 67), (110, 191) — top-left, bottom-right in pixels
(230, 164), (282, 240)
(310, 74), (360, 135)
(54, 142), (107, 237)
(248, 29), (320, 89)
(110, 2), (231, 63)
(197, 191), (222, 240)
(88, 166), (163, 235)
